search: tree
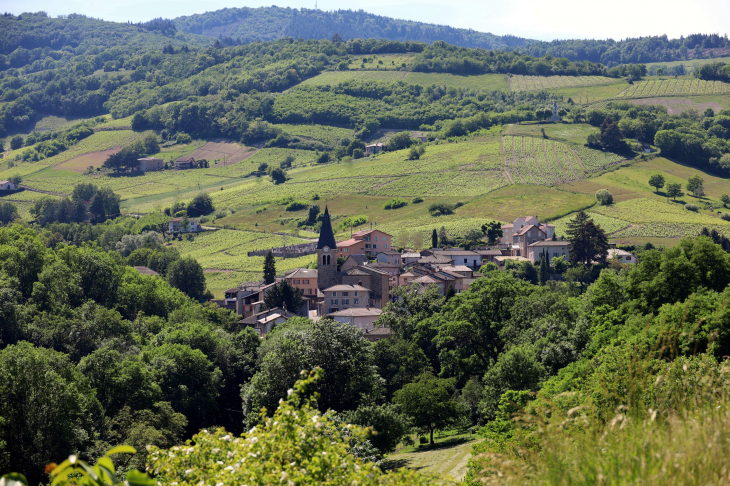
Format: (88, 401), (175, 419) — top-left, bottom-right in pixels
(600, 116), (623, 150)
(9, 135), (23, 150)
(551, 255), (568, 273)
(187, 193), (214, 216)
(89, 193), (106, 221)
(539, 251), (550, 284)
(481, 220), (503, 245)
(386, 132), (413, 151)
(393, 372), (464, 444)
(566, 210), (609, 265)
(722, 194), (730, 207)
(407, 145), (425, 160)
(270, 167), (287, 184)
(241, 319), (383, 427)
(667, 182), (684, 201)
(649, 173), (665, 192)
(8, 174), (21, 186)
(342, 404), (412, 454)
(167, 257), (206, 299)
(0, 201), (18, 224)
(263, 250), (276, 284)
(0, 342), (101, 485)
(595, 189), (613, 205)
(263, 280), (303, 313)
(686, 174), (705, 197)
(431, 228), (438, 248)
(437, 226), (450, 246)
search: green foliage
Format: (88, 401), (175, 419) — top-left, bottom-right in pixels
(285, 200), (308, 211)
(263, 250), (276, 284)
(667, 182), (684, 200)
(686, 174), (705, 197)
(407, 144), (426, 160)
(394, 372), (465, 444)
(428, 202), (455, 216)
(263, 280), (303, 312)
(649, 173), (665, 192)
(566, 210), (609, 265)
(481, 220), (503, 245)
(342, 403), (412, 454)
(149, 368), (436, 485)
(166, 256), (206, 299)
(0, 202), (18, 225)
(384, 198), (408, 210)
(595, 188), (613, 205)
(187, 193), (215, 216)
(411, 196), (424, 204)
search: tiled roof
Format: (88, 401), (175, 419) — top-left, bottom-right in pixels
(529, 240), (569, 247)
(433, 250), (480, 256)
(417, 256), (454, 264)
(343, 268), (370, 276)
(514, 224), (546, 237)
(323, 284), (370, 292)
(440, 265), (473, 272)
(345, 255), (370, 265)
(286, 268), (318, 278)
(364, 327), (392, 336)
(133, 266), (159, 276)
(475, 249), (502, 256)
(337, 238), (361, 247)
(328, 307), (382, 317)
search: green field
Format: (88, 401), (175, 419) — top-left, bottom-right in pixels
(509, 75), (616, 92)
(616, 78), (730, 98)
(643, 56), (730, 72)
(504, 123), (599, 145)
(384, 434), (479, 482)
(298, 70), (510, 91)
(275, 123), (355, 146)
(346, 53), (416, 70)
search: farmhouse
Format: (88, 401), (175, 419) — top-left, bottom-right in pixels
(336, 228), (393, 256)
(174, 156), (196, 170)
(137, 157), (164, 172)
(608, 248), (638, 264)
(320, 284), (369, 315)
(500, 216), (556, 246)
(328, 307), (382, 332)
(0, 181), (17, 191)
(168, 217), (198, 233)
(364, 143), (385, 156)
(528, 240), (570, 263)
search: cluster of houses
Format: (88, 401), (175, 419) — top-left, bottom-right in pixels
(212, 210), (638, 340)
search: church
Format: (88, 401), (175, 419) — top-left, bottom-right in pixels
(316, 206), (390, 313)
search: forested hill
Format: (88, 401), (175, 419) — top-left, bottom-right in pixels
(172, 6), (533, 50)
(0, 12), (211, 58)
(515, 34), (730, 66)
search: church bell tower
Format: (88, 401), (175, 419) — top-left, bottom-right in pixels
(316, 205), (339, 290)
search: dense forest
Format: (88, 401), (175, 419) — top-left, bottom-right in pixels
(173, 7), (532, 50)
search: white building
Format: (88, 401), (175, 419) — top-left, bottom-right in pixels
(329, 307), (382, 332)
(608, 248), (638, 264)
(168, 218), (198, 233)
(501, 216), (556, 245)
(0, 181), (17, 191)
(528, 240), (570, 263)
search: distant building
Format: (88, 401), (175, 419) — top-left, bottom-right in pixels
(238, 308), (291, 337)
(500, 217), (556, 246)
(337, 229), (394, 257)
(174, 156), (196, 170)
(168, 217), (198, 233)
(363, 326), (392, 341)
(432, 249), (482, 269)
(321, 284), (369, 315)
(608, 248), (638, 264)
(0, 181), (17, 191)
(364, 143), (385, 156)
(133, 266), (159, 276)
(328, 307), (382, 332)
(528, 240), (570, 263)
(137, 157), (164, 172)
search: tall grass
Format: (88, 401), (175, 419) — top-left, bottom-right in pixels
(468, 318), (730, 485)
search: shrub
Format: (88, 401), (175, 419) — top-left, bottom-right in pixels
(317, 152), (331, 164)
(286, 201), (308, 212)
(428, 203), (455, 216)
(352, 148), (364, 159)
(339, 215), (368, 230)
(596, 189), (614, 205)
(721, 213), (730, 221)
(176, 133), (192, 144)
(412, 197), (424, 204)
(384, 198), (408, 210)
(685, 203), (699, 212)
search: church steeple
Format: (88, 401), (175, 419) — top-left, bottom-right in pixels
(317, 205), (337, 250)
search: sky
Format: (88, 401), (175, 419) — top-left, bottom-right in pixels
(3, 0), (729, 41)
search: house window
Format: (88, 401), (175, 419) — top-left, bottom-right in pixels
(373, 244), (377, 249)
(385, 244), (388, 249)
(354, 291), (358, 296)
(343, 299), (349, 304)
(332, 292), (337, 297)
(343, 292), (349, 296)
(332, 299), (338, 304)
(293, 280), (300, 284)
(303, 279), (309, 284)
(375, 237), (379, 241)
(366, 244), (371, 248)
(354, 298), (359, 304)
(464, 258), (468, 263)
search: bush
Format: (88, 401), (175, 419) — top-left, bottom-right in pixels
(352, 148), (364, 159)
(596, 189), (614, 205)
(428, 203), (455, 216)
(411, 197), (424, 204)
(270, 168), (287, 184)
(419, 436), (428, 445)
(317, 152), (331, 164)
(384, 198), (407, 210)
(721, 213), (730, 221)
(10, 135), (23, 150)
(685, 203), (699, 212)
(176, 133), (192, 144)
(286, 201), (308, 211)
(187, 193), (215, 216)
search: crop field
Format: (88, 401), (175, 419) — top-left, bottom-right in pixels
(612, 223), (729, 239)
(509, 75), (615, 92)
(56, 148), (120, 172)
(503, 135), (586, 185)
(592, 198), (730, 227)
(569, 145), (626, 172)
(187, 141), (257, 165)
(0, 130), (154, 184)
(378, 216), (496, 248)
(551, 211), (631, 237)
(616, 78), (730, 99)
(504, 123), (600, 146)
(275, 123), (355, 146)
(402, 72), (509, 91)
(171, 229), (316, 294)
(298, 70), (406, 87)
(346, 53), (415, 70)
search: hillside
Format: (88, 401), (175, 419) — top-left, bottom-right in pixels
(173, 6), (533, 49)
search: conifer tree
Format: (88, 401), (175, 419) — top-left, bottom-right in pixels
(566, 210), (609, 265)
(539, 251), (550, 285)
(263, 250), (276, 284)
(432, 229), (438, 249)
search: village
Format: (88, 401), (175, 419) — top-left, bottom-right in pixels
(169, 208), (639, 339)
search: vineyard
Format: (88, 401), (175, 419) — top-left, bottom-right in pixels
(615, 78), (730, 99)
(275, 123), (355, 146)
(551, 211), (631, 237)
(376, 215), (495, 249)
(509, 75), (615, 92)
(612, 223), (729, 238)
(298, 70), (406, 87)
(569, 145), (625, 172)
(591, 198), (730, 226)
(502, 136), (585, 185)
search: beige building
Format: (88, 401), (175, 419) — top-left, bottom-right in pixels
(528, 240), (570, 263)
(328, 307), (382, 332)
(608, 248), (638, 264)
(137, 157), (164, 172)
(321, 284), (369, 315)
